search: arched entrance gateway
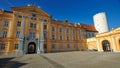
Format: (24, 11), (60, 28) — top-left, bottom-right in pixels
(119, 40), (120, 50)
(28, 42), (36, 54)
(102, 40), (111, 52)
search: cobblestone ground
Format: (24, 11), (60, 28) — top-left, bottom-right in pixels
(0, 54), (54, 68)
(42, 51), (120, 68)
(0, 51), (120, 68)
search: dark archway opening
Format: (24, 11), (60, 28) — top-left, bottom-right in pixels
(102, 40), (111, 52)
(119, 40), (120, 50)
(28, 42), (36, 54)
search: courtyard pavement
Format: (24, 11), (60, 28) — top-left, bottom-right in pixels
(0, 51), (120, 68)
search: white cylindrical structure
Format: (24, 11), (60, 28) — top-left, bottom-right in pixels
(93, 12), (109, 33)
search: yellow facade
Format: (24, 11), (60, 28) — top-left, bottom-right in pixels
(87, 27), (120, 52)
(0, 6), (87, 54)
(87, 37), (97, 50)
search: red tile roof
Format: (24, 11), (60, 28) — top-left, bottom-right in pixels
(81, 24), (98, 32)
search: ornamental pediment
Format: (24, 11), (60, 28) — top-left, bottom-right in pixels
(12, 6), (51, 17)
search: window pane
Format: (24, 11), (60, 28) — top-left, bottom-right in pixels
(60, 44), (62, 48)
(66, 29), (69, 33)
(30, 23), (33, 28)
(67, 44), (70, 48)
(34, 23), (36, 28)
(52, 35), (55, 40)
(16, 31), (20, 38)
(2, 31), (7, 38)
(51, 26), (55, 31)
(1, 44), (5, 50)
(3, 21), (9, 27)
(14, 44), (18, 49)
(52, 44), (55, 49)
(59, 28), (62, 32)
(74, 44), (77, 48)
(59, 35), (62, 40)
(44, 33), (47, 39)
(73, 30), (75, 34)
(67, 35), (69, 40)
(17, 21), (21, 26)
(44, 24), (47, 30)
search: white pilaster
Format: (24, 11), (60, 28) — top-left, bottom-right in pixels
(17, 17), (25, 56)
(8, 21), (13, 37)
(37, 34), (40, 53)
(39, 22), (44, 53)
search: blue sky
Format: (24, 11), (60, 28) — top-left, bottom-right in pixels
(0, 0), (120, 29)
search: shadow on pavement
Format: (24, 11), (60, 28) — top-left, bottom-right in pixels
(0, 57), (27, 68)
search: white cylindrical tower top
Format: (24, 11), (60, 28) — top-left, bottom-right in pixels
(93, 12), (109, 33)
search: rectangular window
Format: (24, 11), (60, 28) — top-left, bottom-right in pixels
(44, 33), (47, 39)
(0, 44), (5, 50)
(33, 23), (36, 28)
(3, 21), (9, 27)
(31, 17), (37, 20)
(30, 23), (33, 28)
(29, 32), (32, 38)
(33, 32), (36, 38)
(59, 28), (62, 32)
(67, 44), (70, 48)
(87, 33), (90, 38)
(44, 44), (47, 49)
(2, 31), (7, 38)
(73, 35), (76, 40)
(74, 44), (77, 48)
(16, 30), (20, 38)
(66, 29), (69, 33)
(17, 21), (21, 26)
(44, 19), (47, 22)
(32, 14), (36, 17)
(92, 33), (95, 37)
(14, 44), (18, 49)
(51, 26), (55, 31)
(79, 29), (81, 34)
(66, 35), (69, 40)
(52, 35), (55, 40)
(29, 31), (36, 38)
(60, 44), (62, 49)
(52, 44), (55, 49)
(72, 30), (75, 34)
(18, 15), (22, 18)
(59, 35), (62, 40)
(44, 24), (47, 30)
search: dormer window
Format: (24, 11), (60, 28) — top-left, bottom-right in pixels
(32, 14), (36, 17)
